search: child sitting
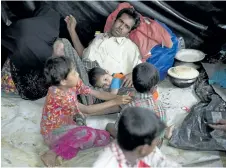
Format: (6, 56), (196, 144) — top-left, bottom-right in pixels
(93, 107), (181, 167)
(106, 63), (173, 146)
(40, 56), (132, 167)
(88, 67), (159, 100)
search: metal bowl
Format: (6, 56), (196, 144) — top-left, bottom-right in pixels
(169, 76), (197, 88)
(167, 66), (199, 88)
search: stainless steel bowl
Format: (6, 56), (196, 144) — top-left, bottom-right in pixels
(169, 76), (197, 88)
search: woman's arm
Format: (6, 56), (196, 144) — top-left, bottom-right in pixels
(65, 15), (84, 57)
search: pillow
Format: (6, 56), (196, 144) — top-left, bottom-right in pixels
(104, 2), (172, 60)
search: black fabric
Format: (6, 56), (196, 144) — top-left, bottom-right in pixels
(2, 1), (226, 55)
(169, 71), (226, 151)
(1, 4), (60, 70)
(203, 43), (226, 64)
(1, 1), (226, 100)
(1, 5), (60, 100)
(10, 61), (49, 100)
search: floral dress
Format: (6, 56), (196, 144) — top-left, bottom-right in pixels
(40, 80), (110, 160)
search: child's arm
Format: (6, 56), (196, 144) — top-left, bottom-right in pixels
(90, 89), (118, 101)
(75, 79), (117, 101)
(78, 95), (129, 115)
(110, 88), (119, 95)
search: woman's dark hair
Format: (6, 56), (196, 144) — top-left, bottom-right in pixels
(132, 63), (160, 93)
(117, 107), (166, 151)
(88, 67), (107, 87)
(116, 8), (140, 30)
(44, 56), (73, 86)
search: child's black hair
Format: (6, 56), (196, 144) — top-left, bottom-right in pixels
(132, 63), (160, 93)
(88, 67), (107, 87)
(44, 56), (73, 86)
(117, 107), (166, 151)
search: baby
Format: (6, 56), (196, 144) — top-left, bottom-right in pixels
(93, 107), (181, 167)
(88, 67), (125, 94)
(88, 67), (159, 100)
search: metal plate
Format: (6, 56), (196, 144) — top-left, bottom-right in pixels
(175, 49), (206, 62)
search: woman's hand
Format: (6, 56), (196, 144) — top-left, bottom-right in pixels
(64, 15), (77, 32)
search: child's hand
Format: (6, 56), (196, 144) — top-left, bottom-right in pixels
(114, 95), (132, 105)
(78, 111), (87, 118)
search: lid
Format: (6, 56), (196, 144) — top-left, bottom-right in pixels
(175, 49), (205, 62)
(168, 66), (199, 79)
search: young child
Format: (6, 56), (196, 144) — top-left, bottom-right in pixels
(88, 67), (125, 94)
(106, 63), (173, 146)
(88, 67), (159, 100)
(40, 56), (132, 167)
(93, 107), (181, 167)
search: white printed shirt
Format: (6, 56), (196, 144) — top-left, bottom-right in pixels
(93, 141), (181, 168)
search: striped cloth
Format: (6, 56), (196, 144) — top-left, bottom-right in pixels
(62, 38), (100, 105)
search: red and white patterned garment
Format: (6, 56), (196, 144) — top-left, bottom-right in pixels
(40, 79), (91, 136)
(40, 80), (111, 160)
(93, 141), (181, 168)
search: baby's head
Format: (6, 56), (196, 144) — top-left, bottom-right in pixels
(117, 107), (166, 158)
(133, 63), (159, 93)
(44, 56), (79, 88)
(88, 67), (113, 89)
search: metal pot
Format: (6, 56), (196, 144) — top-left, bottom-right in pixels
(169, 76), (197, 88)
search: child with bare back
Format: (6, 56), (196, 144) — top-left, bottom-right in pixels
(40, 56), (131, 167)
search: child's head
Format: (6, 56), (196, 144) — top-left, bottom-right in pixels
(117, 107), (165, 158)
(132, 63), (159, 93)
(44, 56), (79, 88)
(88, 67), (113, 89)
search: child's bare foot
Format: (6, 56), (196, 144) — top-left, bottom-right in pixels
(164, 125), (175, 140)
(41, 150), (57, 167)
(55, 156), (63, 166)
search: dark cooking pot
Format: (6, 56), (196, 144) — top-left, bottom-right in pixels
(168, 76), (197, 88)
